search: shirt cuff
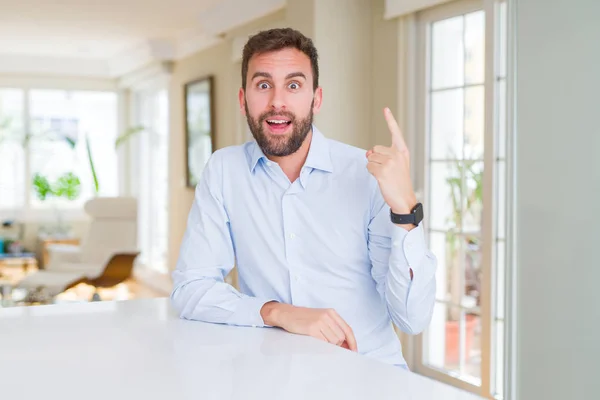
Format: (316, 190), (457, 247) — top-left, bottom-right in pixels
(390, 223), (427, 269)
(228, 296), (277, 328)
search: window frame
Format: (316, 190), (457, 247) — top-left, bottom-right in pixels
(400, 0), (514, 398)
(128, 84), (170, 274)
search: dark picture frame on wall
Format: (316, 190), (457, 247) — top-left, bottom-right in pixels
(184, 75), (215, 188)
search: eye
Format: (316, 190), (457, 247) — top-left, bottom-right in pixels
(257, 82), (271, 90)
(288, 82), (300, 90)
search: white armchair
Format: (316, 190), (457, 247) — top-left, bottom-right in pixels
(18, 197), (139, 298)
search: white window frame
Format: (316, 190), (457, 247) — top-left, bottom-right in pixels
(122, 68), (171, 276)
(397, 0), (516, 398)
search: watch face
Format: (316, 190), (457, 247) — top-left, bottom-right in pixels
(411, 203), (424, 225)
(414, 203), (424, 222)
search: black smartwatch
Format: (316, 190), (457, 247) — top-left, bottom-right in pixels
(390, 203), (424, 226)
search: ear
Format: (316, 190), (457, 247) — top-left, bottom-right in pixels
(238, 87), (246, 115)
(312, 86), (323, 114)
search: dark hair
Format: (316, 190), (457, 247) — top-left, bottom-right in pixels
(241, 27), (319, 91)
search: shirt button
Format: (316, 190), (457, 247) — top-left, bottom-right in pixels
(289, 233), (296, 239)
(266, 161), (272, 167)
(393, 240), (401, 247)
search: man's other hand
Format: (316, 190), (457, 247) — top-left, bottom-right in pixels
(260, 302), (358, 352)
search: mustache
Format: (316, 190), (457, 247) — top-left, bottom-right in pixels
(259, 110), (296, 122)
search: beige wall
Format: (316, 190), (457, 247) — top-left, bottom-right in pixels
(167, 0), (401, 272)
(370, 0), (402, 148)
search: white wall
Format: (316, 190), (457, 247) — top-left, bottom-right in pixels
(516, 0), (600, 398)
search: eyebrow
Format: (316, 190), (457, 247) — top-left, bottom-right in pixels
(251, 72), (307, 81)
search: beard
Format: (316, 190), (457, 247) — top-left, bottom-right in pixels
(245, 99), (314, 157)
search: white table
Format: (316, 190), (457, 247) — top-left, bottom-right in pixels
(0, 298), (483, 400)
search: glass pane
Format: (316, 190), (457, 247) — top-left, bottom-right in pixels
(429, 232), (449, 301)
(430, 162), (459, 231)
(444, 308), (471, 373)
(137, 89), (170, 274)
(496, 240), (505, 320)
(445, 232), (463, 306)
(444, 306), (462, 372)
(0, 89), (25, 135)
(464, 85), (485, 159)
(425, 305), (481, 384)
(152, 90), (169, 273)
(29, 90), (118, 210)
(431, 16), (464, 89)
(424, 302), (452, 370)
(0, 89), (25, 209)
(495, 319), (505, 397)
(464, 11), (485, 85)
(498, 78), (507, 159)
(431, 89), (464, 160)
(497, 160), (506, 239)
(465, 313), (482, 380)
(464, 235), (482, 308)
(462, 161), (484, 232)
(430, 231), (462, 305)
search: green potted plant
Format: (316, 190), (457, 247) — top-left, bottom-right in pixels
(32, 172), (81, 235)
(443, 158), (483, 365)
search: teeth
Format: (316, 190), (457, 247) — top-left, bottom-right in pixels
(267, 120), (289, 124)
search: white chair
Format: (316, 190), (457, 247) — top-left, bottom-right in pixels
(17, 197), (139, 298)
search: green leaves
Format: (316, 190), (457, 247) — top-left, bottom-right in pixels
(32, 172), (81, 201)
(54, 172), (81, 200)
(115, 126), (144, 149)
(85, 133), (99, 194)
(32, 173), (53, 201)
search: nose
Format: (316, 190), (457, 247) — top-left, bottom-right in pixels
(269, 87), (286, 110)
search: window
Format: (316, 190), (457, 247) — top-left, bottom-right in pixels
(412, 0), (509, 398)
(0, 89), (25, 209)
(131, 88), (169, 274)
(0, 88), (118, 216)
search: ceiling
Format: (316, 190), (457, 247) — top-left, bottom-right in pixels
(0, 0), (285, 77)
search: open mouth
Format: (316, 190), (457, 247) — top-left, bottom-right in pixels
(266, 119), (292, 127)
(264, 117), (292, 134)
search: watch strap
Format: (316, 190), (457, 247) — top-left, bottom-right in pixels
(390, 203), (423, 226)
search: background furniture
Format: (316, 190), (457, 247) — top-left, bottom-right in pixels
(36, 235), (80, 269)
(17, 197), (139, 299)
(0, 252), (37, 274)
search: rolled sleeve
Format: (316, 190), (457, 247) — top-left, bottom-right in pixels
(390, 224), (427, 273)
(229, 297), (277, 328)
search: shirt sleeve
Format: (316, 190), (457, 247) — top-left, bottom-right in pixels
(368, 189), (438, 335)
(170, 154), (275, 327)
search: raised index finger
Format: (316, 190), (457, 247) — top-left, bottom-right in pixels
(384, 107), (407, 151)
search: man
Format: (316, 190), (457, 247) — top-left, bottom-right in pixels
(171, 27), (437, 368)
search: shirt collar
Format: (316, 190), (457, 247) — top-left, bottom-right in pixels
(246, 125), (333, 173)
(248, 138), (266, 173)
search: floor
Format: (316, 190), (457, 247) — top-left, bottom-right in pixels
(56, 278), (166, 303)
(0, 260), (167, 307)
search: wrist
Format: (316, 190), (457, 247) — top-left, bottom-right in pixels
(390, 199), (422, 231)
(390, 197), (417, 215)
(260, 301), (290, 327)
